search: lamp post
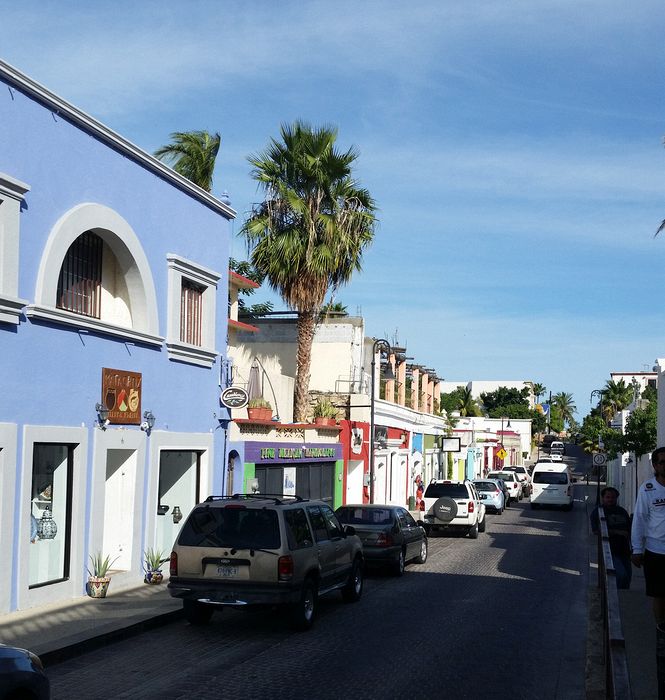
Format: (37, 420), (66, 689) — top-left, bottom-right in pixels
(369, 338), (393, 504)
(590, 389), (604, 504)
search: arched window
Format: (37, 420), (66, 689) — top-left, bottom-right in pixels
(27, 204), (160, 346)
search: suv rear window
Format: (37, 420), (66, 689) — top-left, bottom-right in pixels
(424, 483), (468, 499)
(336, 507), (394, 525)
(474, 482), (497, 492)
(533, 472), (568, 485)
(178, 506), (281, 549)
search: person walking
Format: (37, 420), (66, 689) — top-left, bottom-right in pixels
(631, 446), (665, 623)
(590, 486), (631, 589)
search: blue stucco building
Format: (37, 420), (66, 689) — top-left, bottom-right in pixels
(0, 60), (233, 612)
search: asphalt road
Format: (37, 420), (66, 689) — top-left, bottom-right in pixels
(48, 482), (590, 699)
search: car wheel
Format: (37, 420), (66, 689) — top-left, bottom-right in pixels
(416, 538), (428, 564)
(342, 559), (363, 602)
(478, 515), (486, 533)
(291, 578), (317, 630)
(498, 505), (504, 515)
(468, 522), (479, 539)
(392, 549), (406, 577)
(183, 599), (214, 626)
(563, 502), (573, 512)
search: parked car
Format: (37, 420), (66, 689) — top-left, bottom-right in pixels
(168, 494), (364, 630)
(335, 504), (427, 576)
(472, 479), (505, 514)
(421, 480), (486, 538)
(488, 471), (521, 503)
(501, 465), (532, 496)
(530, 464), (574, 510)
(0, 644), (49, 700)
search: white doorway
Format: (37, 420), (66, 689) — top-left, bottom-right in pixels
(102, 449), (136, 571)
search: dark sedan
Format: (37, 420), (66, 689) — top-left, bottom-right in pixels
(335, 504), (427, 576)
(0, 644), (50, 700)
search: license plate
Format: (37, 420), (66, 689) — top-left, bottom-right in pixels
(217, 566), (238, 578)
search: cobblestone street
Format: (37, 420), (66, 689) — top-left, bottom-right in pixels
(47, 488), (589, 700)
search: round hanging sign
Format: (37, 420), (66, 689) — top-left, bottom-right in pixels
(220, 386), (249, 409)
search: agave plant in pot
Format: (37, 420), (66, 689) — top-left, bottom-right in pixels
(86, 551), (118, 599)
(313, 397), (337, 426)
(143, 547), (167, 584)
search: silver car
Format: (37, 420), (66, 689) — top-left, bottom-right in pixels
(472, 479), (506, 514)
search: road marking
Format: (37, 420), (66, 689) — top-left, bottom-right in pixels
(551, 565), (581, 576)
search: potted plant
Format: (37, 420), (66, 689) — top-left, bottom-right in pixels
(247, 397), (272, 421)
(143, 547), (166, 584)
(313, 397), (337, 426)
(86, 551), (118, 599)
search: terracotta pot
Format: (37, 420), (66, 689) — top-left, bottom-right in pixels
(247, 407), (263, 421)
(315, 417), (336, 426)
(86, 576), (111, 598)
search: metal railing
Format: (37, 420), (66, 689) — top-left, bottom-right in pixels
(597, 506), (631, 698)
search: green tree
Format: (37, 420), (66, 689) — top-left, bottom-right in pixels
(154, 130), (221, 192)
(552, 392), (577, 428)
(600, 379), (633, 423)
(241, 121), (377, 421)
(457, 387), (481, 417)
(480, 386), (530, 414)
(622, 399), (657, 459)
(439, 387), (467, 414)
(532, 383), (546, 403)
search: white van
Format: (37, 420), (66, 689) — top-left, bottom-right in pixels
(530, 463), (573, 511)
(549, 441), (565, 455)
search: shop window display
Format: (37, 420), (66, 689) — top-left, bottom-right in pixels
(29, 444), (72, 587)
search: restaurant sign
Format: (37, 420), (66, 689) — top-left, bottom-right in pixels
(101, 367), (142, 425)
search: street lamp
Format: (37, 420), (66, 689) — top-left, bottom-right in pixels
(369, 338), (394, 504)
(590, 389), (604, 504)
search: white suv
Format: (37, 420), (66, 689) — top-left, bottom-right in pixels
(420, 480), (486, 539)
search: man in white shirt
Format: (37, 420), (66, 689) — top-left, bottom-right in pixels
(631, 446), (665, 623)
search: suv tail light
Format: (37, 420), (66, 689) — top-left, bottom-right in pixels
(375, 532), (394, 547)
(278, 555), (294, 581)
(169, 551), (178, 577)
(468, 501), (475, 513)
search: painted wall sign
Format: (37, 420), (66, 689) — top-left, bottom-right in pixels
(220, 386), (249, 409)
(101, 367), (142, 425)
(246, 442), (342, 464)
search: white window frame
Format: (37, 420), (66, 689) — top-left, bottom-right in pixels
(166, 254), (220, 368)
(0, 172), (30, 324)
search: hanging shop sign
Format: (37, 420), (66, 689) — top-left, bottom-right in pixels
(220, 386), (249, 409)
(101, 367), (142, 425)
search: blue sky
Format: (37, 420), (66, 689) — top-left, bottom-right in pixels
(3, 1), (665, 419)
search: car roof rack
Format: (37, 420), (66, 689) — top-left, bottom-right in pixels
(204, 493), (306, 505)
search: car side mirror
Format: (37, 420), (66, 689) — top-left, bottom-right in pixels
(343, 525), (356, 537)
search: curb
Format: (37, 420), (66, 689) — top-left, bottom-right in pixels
(41, 608), (184, 667)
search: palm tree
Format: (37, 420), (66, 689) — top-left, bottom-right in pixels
(552, 392), (576, 428)
(457, 387), (480, 417)
(600, 379), (633, 423)
(532, 383), (546, 403)
(241, 121), (377, 421)
(154, 130), (221, 192)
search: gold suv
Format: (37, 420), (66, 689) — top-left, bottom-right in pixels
(168, 494), (364, 630)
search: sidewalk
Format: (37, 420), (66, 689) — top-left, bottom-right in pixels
(0, 580), (182, 666)
(619, 566), (658, 699)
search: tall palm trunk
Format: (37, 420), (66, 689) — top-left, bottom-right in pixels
(294, 311), (316, 422)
